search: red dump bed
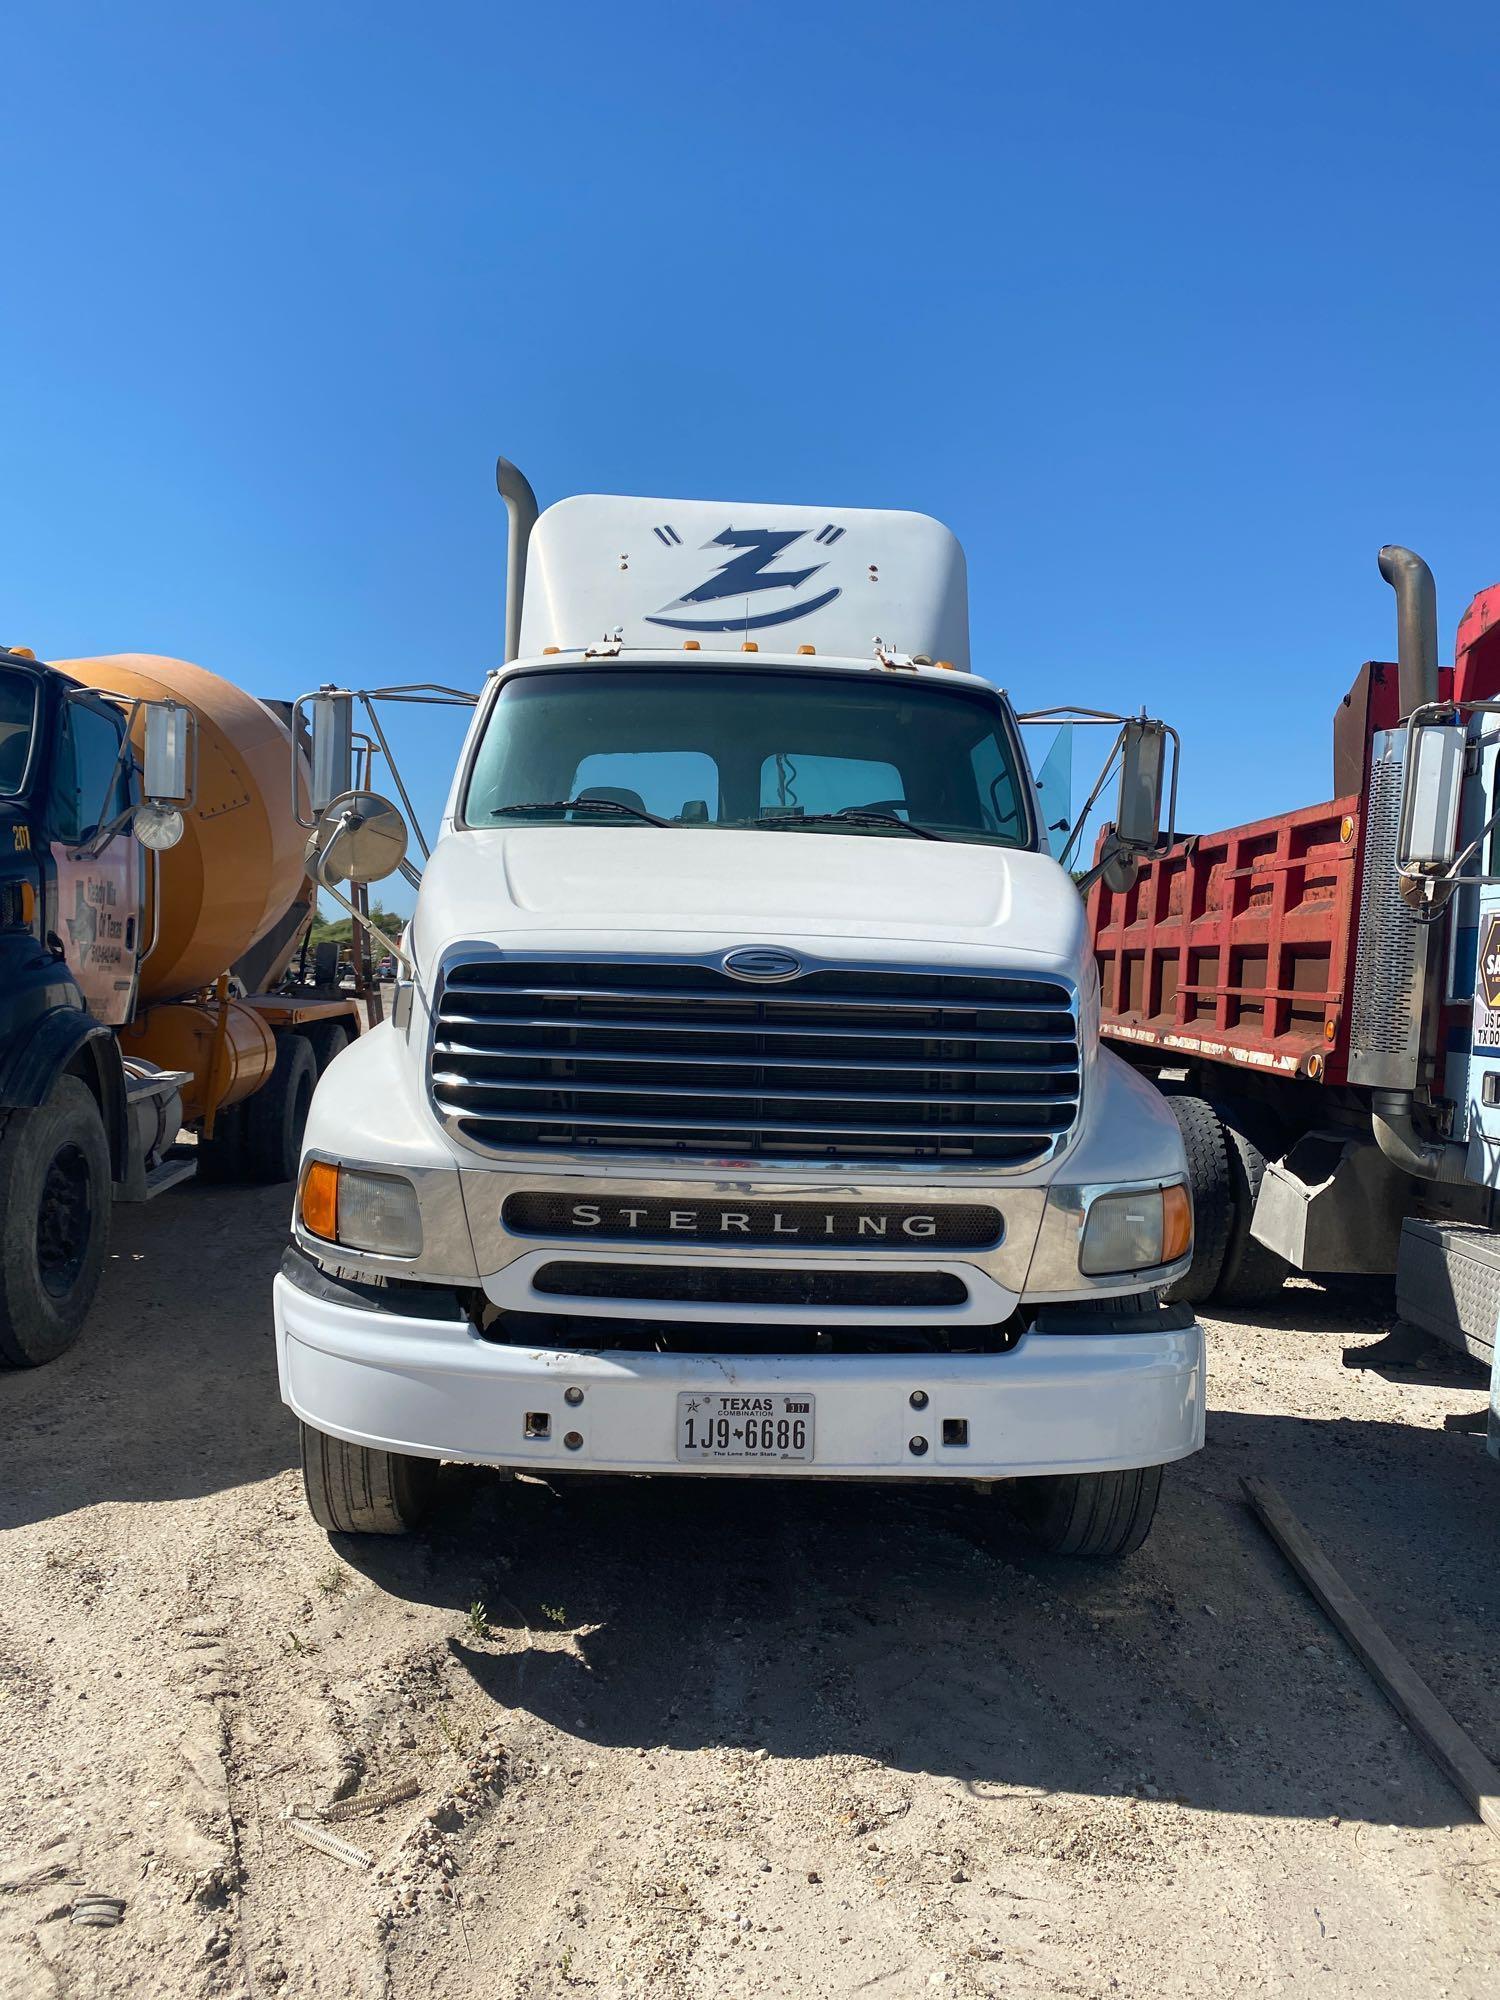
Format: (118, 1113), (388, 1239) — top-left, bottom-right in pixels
(1088, 584), (1500, 1090)
(1087, 797), (1361, 1084)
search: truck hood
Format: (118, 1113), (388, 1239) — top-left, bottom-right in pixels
(411, 827), (1090, 969)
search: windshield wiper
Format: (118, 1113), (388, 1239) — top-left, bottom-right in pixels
(490, 797), (671, 828)
(757, 808), (945, 842)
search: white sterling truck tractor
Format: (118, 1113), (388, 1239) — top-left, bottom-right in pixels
(272, 460), (1204, 1557)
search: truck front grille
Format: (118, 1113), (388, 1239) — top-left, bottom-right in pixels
(430, 957), (1080, 1166)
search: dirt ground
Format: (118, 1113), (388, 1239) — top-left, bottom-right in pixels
(3, 1183), (1499, 2000)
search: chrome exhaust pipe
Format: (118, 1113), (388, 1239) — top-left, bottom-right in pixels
(496, 457), (539, 663)
(1377, 545), (1438, 719)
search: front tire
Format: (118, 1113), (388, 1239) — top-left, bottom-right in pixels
(299, 1422), (439, 1535)
(0, 1075), (113, 1368)
(1009, 1464), (1163, 1557)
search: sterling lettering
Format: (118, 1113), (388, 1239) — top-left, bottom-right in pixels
(559, 1202), (940, 1238)
(504, 1193), (1001, 1251)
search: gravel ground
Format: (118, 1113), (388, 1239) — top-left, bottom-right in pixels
(2, 1182), (1499, 1999)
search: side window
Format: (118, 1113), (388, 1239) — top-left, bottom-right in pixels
(570, 751), (720, 820)
(759, 753), (904, 816)
(52, 701), (132, 843)
(970, 735), (1024, 838)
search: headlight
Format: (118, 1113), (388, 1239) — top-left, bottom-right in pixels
(299, 1161), (423, 1258)
(1079, 1182), (1191, 1276)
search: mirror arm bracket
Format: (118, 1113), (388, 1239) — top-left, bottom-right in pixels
(310, 838), (414, 977)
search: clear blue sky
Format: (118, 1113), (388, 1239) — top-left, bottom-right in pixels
(5, 3), (1498, 913)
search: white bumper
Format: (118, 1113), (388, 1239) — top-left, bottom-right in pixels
(273, 1274), (1205, 1480)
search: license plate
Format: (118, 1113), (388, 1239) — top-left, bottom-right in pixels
(675, 1391), (815, 1463)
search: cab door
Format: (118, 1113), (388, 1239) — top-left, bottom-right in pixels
(47, 695), (142, 1026)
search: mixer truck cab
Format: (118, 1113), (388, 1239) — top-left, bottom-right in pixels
(276, 472), (1205, 1558)
(0, 644), (361, 1368)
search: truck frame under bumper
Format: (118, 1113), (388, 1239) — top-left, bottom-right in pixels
(273, 1271), (1206, 1481)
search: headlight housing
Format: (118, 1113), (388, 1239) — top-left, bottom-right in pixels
(299, 1160), (423, 1258)
(1079, 1182), (1192, 1276)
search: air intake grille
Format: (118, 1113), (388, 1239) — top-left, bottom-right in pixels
(1349, 738), (1426, 1089)
(430, 957), (1080, 1166)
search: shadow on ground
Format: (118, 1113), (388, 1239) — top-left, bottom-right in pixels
(7, 1193), (1496, 1843)
(0, 1180), (297, 1529)
(341, 1392), (1500, 1834)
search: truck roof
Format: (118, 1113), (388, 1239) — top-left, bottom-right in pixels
(517, 493), (970, 670)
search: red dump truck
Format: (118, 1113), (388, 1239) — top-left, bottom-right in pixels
(1088, 548), (1500, 1367)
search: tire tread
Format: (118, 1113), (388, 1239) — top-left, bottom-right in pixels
(300, 1422), (437, 1535)
(1163, 1096), (1232, 1306)
(1212, 1113), (1290, 1306)
(1011, 1463), (1163, 1558)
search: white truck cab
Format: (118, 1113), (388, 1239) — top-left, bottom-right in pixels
(273, 470), (1204, 1556)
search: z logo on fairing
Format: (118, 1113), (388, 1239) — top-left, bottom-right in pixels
(646, 525), (843, 634)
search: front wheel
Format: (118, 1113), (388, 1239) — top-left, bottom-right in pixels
(0, 1075), (113, 1368)
(1008, 1464), (1163, 1557)
(299, 1422), (439, 1535)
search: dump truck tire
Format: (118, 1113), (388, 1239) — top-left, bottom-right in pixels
(245, 1032), (316, 1184)
(0, 1076), (113, 1368)
(300, 1422), (438, 1535)
(1009, 1464), (1163, 1558)
(1162, 1095), (1232, 1306)
(1212, 1112), (1289, 1307)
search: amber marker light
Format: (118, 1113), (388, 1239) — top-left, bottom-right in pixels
(1161, 1183), (1193, 1264)
(300, 1160), (339, 1240)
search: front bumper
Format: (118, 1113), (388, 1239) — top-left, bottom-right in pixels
(273, 1269), (1206, 1481)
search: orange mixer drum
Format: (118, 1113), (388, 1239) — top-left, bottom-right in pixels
(53, 654), (308, 1004)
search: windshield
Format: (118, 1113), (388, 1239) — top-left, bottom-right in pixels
(0, 667), (38, 796)
(460, 668), (1034, 849)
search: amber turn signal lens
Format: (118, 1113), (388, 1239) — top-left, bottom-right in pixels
(300, 1159), (339, 1240)
(1161, 1183), (1193, 1264)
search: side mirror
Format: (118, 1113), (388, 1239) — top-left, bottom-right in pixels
(310, 689), (354, 816)
(142, 699), (193, 803)
(1115, 718), (1167, 854)
(309, 790), (408, 886)
(1399, 718), (1464, 871)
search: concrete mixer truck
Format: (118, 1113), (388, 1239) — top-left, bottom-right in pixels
(0, 644), (362, 1367)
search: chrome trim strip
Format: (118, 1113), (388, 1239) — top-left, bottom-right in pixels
(457, 1166), (1054, 1298)
(1024, 1178), (1192, 1297)
(437, 1015), (1077, 1048)
(291, 1151), (480, 1283)
(435, 1042), (1075, 1076)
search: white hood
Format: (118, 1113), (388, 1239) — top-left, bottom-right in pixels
(409, 827), (1089, 972)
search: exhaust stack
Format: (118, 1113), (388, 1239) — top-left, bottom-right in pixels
(1377, 544), (1438, 719)
(497, 457), (540, 663)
